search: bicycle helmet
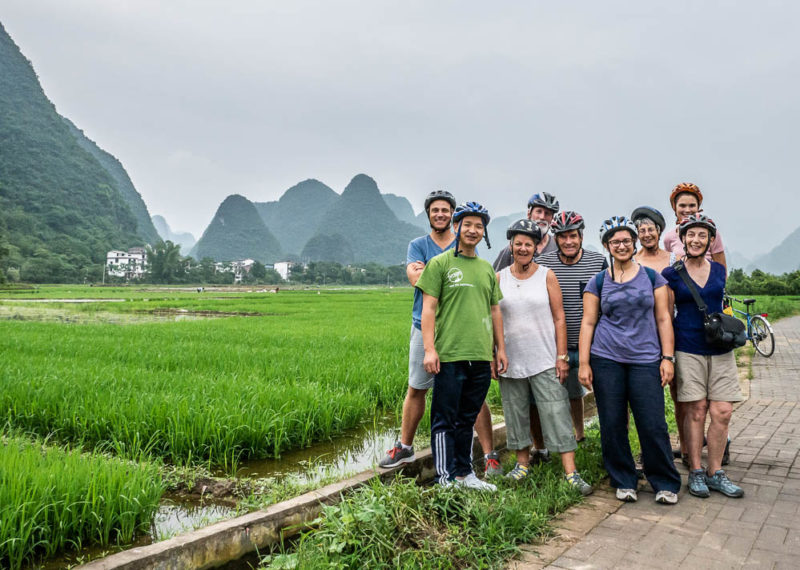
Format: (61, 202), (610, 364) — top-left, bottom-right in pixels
(506, 219), (542, 243)
(599, 216), (637, 244)
(452, 201), (491, 255)
(550, 210), (585, 234)
(631, 206), (666, 234)
(669, 182), (703, 209)
(424, 190), (456, 213)
(527, 192), (560, 213)
(678, 214), (717, 238)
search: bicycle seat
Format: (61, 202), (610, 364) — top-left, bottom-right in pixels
(743, 298), (756, 305)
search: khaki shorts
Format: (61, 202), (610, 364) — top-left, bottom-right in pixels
(675, 350), (743, 403)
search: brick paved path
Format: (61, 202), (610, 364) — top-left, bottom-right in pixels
(511, 315), (800, 569)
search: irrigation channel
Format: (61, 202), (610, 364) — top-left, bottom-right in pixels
(28, 412), (403, 569)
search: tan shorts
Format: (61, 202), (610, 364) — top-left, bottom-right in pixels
(675, 350), (743, 403)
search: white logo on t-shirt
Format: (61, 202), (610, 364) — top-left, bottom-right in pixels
(447, 268), (463, 283)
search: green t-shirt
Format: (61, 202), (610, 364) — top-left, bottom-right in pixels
(415, 249), (502, 362)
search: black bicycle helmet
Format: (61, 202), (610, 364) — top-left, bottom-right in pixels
(550, 210), (585, 234)
(527, 192), (560, 213)
(678, 214), (717, 238)
(506, 219), (542, 243)
(631, 206), (666, 234)
(424, 190), (456, 213)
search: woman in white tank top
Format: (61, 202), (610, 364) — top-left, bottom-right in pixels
(494, 220), (593, 494)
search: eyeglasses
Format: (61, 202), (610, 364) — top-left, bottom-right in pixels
(608, 238), (634, 248)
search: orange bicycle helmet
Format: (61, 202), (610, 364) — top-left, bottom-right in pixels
(669, 182), (703, 209)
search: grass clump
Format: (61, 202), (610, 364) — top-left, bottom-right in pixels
(262, 427), (605, 569)
(0, 433), (164, 569)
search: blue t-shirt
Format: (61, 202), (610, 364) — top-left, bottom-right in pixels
(408, 235), (455, 329)
(584, 266), (668, 363)
(662, 261), (728, 356)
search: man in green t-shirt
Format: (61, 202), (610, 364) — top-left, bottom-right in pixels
(416, 201), (508, 491)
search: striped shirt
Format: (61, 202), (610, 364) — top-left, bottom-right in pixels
(538, 249), (608, 349)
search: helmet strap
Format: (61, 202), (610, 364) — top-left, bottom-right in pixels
(454, 221), (462, 257)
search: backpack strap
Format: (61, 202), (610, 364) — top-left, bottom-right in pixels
(643, 266), (656, 288)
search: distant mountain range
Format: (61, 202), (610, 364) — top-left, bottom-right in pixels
(2, 21), (799, 280)
(151, 215), (195, 253)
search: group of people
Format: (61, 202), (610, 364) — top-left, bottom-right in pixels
(379, 182), (744, 504)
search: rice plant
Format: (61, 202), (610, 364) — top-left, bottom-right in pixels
(0, 433), (164, 569)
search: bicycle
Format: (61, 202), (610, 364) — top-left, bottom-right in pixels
(724, 296), (775, 357)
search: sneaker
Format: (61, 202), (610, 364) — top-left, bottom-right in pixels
(565, 471), (593, 496)
(455, 472), (497, 492)
(378, 442), (415, 468)
(532, 449), (550, 464)
(505, 463), (529, 481)
(722, 437), (731, 466)
(484, 451), (503, 477)
(687, 469), (710, 498)
(655, 490), (678, 504)
(615, 488), (638, 502)
(705, 470), (744, 498)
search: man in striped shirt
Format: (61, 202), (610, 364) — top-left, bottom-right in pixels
(538, 211), (607, 442)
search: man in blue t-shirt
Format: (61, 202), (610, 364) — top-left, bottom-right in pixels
(379, 191), (500, 474)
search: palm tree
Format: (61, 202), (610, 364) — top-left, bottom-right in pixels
(146, 240), (184, 283)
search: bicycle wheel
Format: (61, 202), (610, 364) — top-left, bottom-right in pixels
(751, 315), (775, 357)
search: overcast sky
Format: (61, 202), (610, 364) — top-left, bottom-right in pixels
(3, 1), (799, 258)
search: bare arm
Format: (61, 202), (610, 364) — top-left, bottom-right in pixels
(578, 292), (600, 390)
(421, 292), (440, 374)
(407, 261), (426, 286)
(491, 303), (508, 377)
(654, 285), (675, 387)
(546, 271), (569, 382)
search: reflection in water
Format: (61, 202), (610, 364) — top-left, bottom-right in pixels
(152, 499), (239, 541)
(233, 414), (413, 483)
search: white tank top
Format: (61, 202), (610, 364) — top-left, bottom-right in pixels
(498, 265), (557, 379)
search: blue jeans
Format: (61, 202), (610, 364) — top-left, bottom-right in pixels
(431, 360), (491, 484)
(591, 355), (680, 493)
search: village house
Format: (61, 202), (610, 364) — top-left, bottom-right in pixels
(106, 247), (147, 279)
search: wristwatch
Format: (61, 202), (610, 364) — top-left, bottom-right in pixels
(557, 353), (569, 363)
(661, 355), (676, 363)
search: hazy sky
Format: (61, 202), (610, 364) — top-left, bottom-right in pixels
(4, 1), (799, 258)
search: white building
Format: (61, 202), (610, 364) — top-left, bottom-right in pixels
(106, 247), (147, 279)
(273, 261), (291, 281)
(215, 259), (256, 283)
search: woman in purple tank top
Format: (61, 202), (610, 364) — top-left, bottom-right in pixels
(578, 216), (681, 505)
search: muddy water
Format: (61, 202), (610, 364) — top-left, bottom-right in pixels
(232, 414), (403, 481)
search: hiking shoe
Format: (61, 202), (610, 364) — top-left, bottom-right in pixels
(378, 442), (415, 468)
(455, 472), (497, 492)
(566, 471), (593, 496)
(655, 490), (678, 505)
(532, 449), (551, 464)
(722, 437), (731, 466)
(687, 469), (710, 498)
(484, 451), (503, 477)
(705, 470), (744, 498)
(505, 463), (530, 481)
(615, 488), (637, 502)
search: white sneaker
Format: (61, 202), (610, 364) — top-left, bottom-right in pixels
(455, 472), (497, 492)
(615, 488), (638, 502)
(655, 490), (678, 504)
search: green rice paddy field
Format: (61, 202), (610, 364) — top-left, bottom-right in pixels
(1, 285), (797, 568)
(0, 285), (433, 567)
